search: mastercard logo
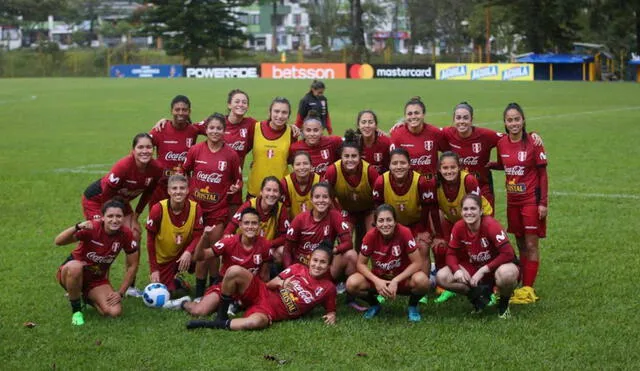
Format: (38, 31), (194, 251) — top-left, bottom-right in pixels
(349, 64), (374, 79)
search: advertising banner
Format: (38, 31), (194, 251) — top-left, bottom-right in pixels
(436, 63), (534, 81)
(185, 65), (260, 79)
(348, 64), (435, 79)
(261, 63), (347, 79)
(110, 64), (182, 78)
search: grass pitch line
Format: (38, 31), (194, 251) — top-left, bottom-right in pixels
(53, 163), (112, 174)
(0, 95), (38, 105)
(478, 106), (640, 126)
(550, 191), (640, 200)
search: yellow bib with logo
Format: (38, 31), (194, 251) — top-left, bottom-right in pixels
(437, 170), (493, 223)
(334, 160), (374, 212)
(156, 199), (197, 264)
(383, 171), (421, 226)
(248, 122), (291, 196)
(235, 197), (283, 240)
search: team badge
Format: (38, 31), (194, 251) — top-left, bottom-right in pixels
(472, 142), (482, 154)
(253, 254), (262, 265)
(324, 225), (330, 236)
(301, 203), (307, 212)
(399, 203), (406, 211)
(218, 161), (227, 171)
(391, 245), (401, 257)
(517, 151), (527, 162)
(480, 238), (489, 248)
(145, 177), (152, 186)
(321, 149), (329, 160)
(186, 138), (194, 147)
(175, 234), (183, 245)
(374, 152), (383, 162)
(315, 287), (324, 297)
(267, 149), (275, 159)
(424, 140), (433, 151)
(240, 128), (247, 138)
(111, 242), (120, 252)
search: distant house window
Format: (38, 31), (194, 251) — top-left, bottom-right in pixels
(294, 14), (301, 25)
(250, 15), (260, 25)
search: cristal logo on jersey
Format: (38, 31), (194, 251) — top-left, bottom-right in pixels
(323, 225), (330, 236)
(240, 128), (247, 138)
(253, 254), (262, 265)
(424, 140), (433, 151)
(111, 242), (120, 252)
(391, 245), (401, 257)
(218, 161), (227, 171)
(321, 149), (329, 160)
(374, 152), (383, 162)
(518, 151), (527, 162)
(472, 142), (482, 154)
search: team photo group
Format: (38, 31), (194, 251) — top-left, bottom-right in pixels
(54, 79), (548, 330)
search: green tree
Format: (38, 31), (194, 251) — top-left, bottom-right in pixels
(142, 0), (247, 65)
(304, 0), (347, 52)
(584, 0), (640, 55)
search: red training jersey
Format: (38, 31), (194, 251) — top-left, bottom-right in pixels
(360, 224), (418, 279)
(442, 126), (502, 187)
(361, 134), (392, 174)
(285, 209), (352, 265)
(223, 116), (257, 166)
(289, 136), (343, 176)
(390, 123), (449, 178)
(212, 234), (272, 276)
(274, 263), (337, 319)
(496, 136), (548, 206)
(149, 122), (201, 177)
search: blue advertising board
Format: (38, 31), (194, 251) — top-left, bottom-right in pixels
(109, 64), (183, 78)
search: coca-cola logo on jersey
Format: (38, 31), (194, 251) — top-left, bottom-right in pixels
(302, 241), (319, 251)
(411, 155), (432, 166)
(470, 250), (491, 264)
(229, 141), (246, 151)
(459, 156), (479, 166)
(505, 166), (525, 176)
(86, 252), (116, 264)
(314, 162), (329, 174)
(375, 258), (402, 271)
(196, 171), (223, 183)
(290, 279), (314, 304)
(165, 151), (187, 162)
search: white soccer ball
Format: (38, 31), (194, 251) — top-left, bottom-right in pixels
(142, 283), (170, 308)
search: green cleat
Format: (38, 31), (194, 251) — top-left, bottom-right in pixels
(376, 295), (386, 304)
(487, 293), (499, 307)
(71, 311), (85, 326)
(419, 295), (429, 305)
(434, 290), (456, 303)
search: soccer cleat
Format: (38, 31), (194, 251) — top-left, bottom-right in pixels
(335, 282), (347, 295)
(163, 296), (191, 310)
(487, 293), (499, 307)
(227, 302), (240, 317)
(376, 295), (386, 304)
(467, 286), (491, 312)
(497, 295), (511, 319)
(419, 295), (429, 305)
(363, 304), (381, 319)
(498, 307), (511, 319)
(186, 320), (214, 330)
(174, 273), (192, 293)
(434, 290), (457, 303)
(407, 306), (421, 322)
(193, 296), (202, 304)
(71, 311), (85, 326)
(347, 300), (368, 312)
(125, 286), (143, 298)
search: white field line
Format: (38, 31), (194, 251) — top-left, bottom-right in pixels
(0, 95), (38, 105)
(53, 163), (112, 174)
(476, 106), (640, 126)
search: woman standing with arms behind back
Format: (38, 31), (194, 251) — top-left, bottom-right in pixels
(491, 103), (548, 304)
(295, 80), (333, 134)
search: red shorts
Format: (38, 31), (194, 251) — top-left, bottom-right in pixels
(507, 204), (546, 238)
(156, 260), (180, 291)
(366, 276), (413, 295)
(227, 192), (243, 207)
(202, 208), (228, 227)
(148, 184), (169, 212)
(56, 259), (111, 298)
(241, 276), (279, 322)
(204, 283), (221, 297)
(458, 262), (496, 286)
(82, 196), (133, 220)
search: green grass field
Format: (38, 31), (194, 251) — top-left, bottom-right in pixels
(1, 78), (640, 370)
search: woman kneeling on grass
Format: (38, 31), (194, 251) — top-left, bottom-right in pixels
(346, 204), (431, 322)
(186, 242), (337, 331)
(55, 199), (139, 325)
(436, 194), (519, 318)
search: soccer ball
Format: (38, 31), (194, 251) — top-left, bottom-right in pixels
(143, 283), (170, 308)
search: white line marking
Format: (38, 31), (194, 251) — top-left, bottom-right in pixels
(53, 163), (111, 174)
(476, 106), (640, 126)
(550, 191), (640, 200)
(0, 96), (37, 105)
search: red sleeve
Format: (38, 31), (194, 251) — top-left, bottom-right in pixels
(74, 228), (92, 242)
(269, 205), (290, 248)
(145, 204), (162, 272)
(537, 166), (548, 207)
(232, 152), (243, 188)
(322, 285), (337, 313)
(401, 227), (418, 254)
(323, 164), (338, 185)
(122, 229), (138, 254)
(194, 120), (207, 135)
(284, 216), (300, 268)
(446, 223), (464, 272)
(463, 173), (481, 196)
(418, 176), (442, 237)
(224, 201), (249, 235)
(359, 231), (374, 258)
(186, 204), (205, 253)
(212, 236), (232, 257)
(367, 165), (380, 187)
(332, 212), (353, 254)
(280, 178), (291, 206)
(278, 264), (298, 280)
(372, 176), (385, 207)
(435, 127), (450, 151)
(482, 128), (503, 147)
(101, 160), (128, 200)
(183, 146), (196, 174)
(325, 112), (333, 134)
(485, 219), (514, 271)
(148, 129), (160, 146)
(294, 113), (304, 129)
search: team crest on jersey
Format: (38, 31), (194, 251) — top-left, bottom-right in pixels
(218, 161), (227, 171)
(253, 254), (262, 265)
(175, 234), (183, 245)
(240, 128), (247, 138)
(472, 142), (482, 154)
(424, 140), (433, 151)
(186, 138), (194, 147)
(315, 287), (324, 297)
(145, 177), (152, 186)
(301, 203), (307, 212)
(480, 238), (489, 248)
(321, 149), (330, 160)
(517, 151), (527, 162)
(374, 152), (383, 162)
(111, 242), (120, 252)
(391, 245), (401, 257)
(324, 225), (330, 236)
(267, 149), (275, 159)
(398, 203), (406, 211)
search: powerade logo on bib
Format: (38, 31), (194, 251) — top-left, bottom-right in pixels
(439, 66), (467, 80)
(470, 65), (499, 80)
(502, 66), (531, 80)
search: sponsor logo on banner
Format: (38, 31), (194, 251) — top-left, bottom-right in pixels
(348, 64), (434, 79)
(185, 65), (260, 79)
(436, 63), (533, 81)
(110, 64), (183, 78)
(261, 63), (346, 79)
